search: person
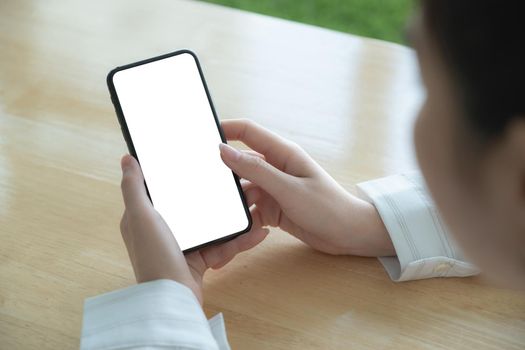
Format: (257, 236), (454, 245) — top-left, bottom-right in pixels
(80, 1), (525, 349)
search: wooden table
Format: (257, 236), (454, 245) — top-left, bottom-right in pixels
(1, 0), (524, 348)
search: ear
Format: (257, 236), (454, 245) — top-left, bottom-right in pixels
(470, 117), (525, 290)
(504, 117), (525, 226)
(480, 116), (525, 231)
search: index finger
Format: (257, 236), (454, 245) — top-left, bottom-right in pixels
(220, 119), (307, 172)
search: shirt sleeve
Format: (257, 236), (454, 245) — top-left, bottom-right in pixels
(356, 171), (480, 282)
(80, 279), (231, 350)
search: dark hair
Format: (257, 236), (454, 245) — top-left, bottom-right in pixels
(422, 1), (525, 141)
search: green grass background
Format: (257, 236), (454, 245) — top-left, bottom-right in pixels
(201, 0), (414, 44)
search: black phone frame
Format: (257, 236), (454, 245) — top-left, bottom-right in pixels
(107, 49), (252, 254)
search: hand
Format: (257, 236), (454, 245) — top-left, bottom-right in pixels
(119, 154), (269, 304)
(219, 119), (395, 257)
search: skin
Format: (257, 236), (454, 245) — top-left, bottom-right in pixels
(118, 8), (525, 304)
(120, 154), (270, 304)
(217, 120), (394, 257)
(119, 120), (395, 302)
(410, 15), (525, 289)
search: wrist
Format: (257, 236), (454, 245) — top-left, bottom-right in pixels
(340, 194), (396, 257)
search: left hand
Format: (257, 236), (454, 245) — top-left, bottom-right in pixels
(119, 154), (269, 304)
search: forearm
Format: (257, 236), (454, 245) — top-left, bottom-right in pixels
(338, 193), (396, 257)
(81, 280), (225, 350)
(356, 171), (479, 281)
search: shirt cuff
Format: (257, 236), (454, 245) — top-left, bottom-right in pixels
(357, 171), (480, 282)
(81, 279), (229, 350)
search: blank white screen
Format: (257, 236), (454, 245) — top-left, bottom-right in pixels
(112, 52), (249, 251)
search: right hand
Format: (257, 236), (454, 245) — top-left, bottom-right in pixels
(219, 119), (395, 257)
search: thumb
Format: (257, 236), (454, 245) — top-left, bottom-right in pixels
(120, 155), (151, 212)
(219, 143), (294, 201)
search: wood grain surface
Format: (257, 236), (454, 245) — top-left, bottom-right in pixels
(1, 0), (524, 348)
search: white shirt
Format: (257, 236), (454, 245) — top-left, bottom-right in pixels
(80, 172), (479, 349)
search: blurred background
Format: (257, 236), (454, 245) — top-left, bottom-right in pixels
(201, 0), (413, 43)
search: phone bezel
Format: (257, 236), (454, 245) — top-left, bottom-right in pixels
(107, 49), (252, 254)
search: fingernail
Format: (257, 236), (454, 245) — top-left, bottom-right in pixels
(219, 143), (241, 161)
(121, 155), (133, 172)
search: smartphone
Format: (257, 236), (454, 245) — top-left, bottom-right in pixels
(107, 49), (251, 253)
